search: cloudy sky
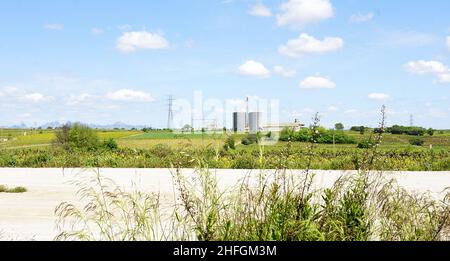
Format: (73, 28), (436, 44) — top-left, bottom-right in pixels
(0, 0), (449, 129)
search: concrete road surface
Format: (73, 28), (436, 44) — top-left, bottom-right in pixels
(1, 168), (449, 241)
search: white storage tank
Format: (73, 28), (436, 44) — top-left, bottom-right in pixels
(248, 112), (262, 133)
(233, 112), (246, 133)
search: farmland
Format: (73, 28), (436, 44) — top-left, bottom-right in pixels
(0, 128), (449, 170)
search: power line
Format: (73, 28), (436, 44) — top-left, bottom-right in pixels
(167, 95), (174, 130)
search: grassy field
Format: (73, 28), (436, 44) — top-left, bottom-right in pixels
(2, 128), (449, 150)
(0, 128), (449, 170)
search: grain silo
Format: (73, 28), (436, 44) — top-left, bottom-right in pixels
(233, 112), (246, 133)
(248, 112), (262, 133)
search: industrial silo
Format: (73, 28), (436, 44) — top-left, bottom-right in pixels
(248, 112), (262, 133)
(233, 112), (246, 133)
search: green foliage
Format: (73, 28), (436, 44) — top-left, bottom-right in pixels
(103, 138), (118, 151)
(388, 125), (426, 136)
(357, 140), (375, 149)
(0, 185), (27, 193)
(241, 134), (258, 145)
(351, 126), (367, 135)
(280, 127), (355, 144)
(223, 135), (236, 150)
(1, 144), (449, 171)
(335, 123), (345, 131)
(427, 128), (435, 136)
(54, 123), (100, 151)
(409, 138), (425, 146)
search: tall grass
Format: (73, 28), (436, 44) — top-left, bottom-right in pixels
(55, 170), (164, 241)
(55, 107), (450, 241)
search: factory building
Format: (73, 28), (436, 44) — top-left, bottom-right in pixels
(248, 112), (262, 133)
(232, 112), (247, 133)
(233, 111), (263, 133)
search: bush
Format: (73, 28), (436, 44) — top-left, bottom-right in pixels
(409, 138), (425, 146)
(317, 131), (356, 144)
(388, 125), (426, 136)
(241, 134), (258, 146)
(223, 135), (236, 150)
(294, 128), (311, 142)
(103, 138), (118, 151)
(0, 185), (27, 193)
(279, 127), (295, 141)
(54, 123), (100, 151)
(357, 140), (375, 149)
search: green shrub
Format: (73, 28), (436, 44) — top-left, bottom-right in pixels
(388, 125), (426, 136)
(0, 185), (27, 193)
(103, 138), (118, 150)
(357, 140), (375, 149)
(241, 134), (258, 145)
(223, 135), (236, 150)
(317, 131), (356, 144)
(409, 138), (425, 146)
(54, 123), (100, 151)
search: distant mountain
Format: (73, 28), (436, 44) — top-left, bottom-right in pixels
(39, 121), (64, 129)
(88, 122), (148, 130)
(6, 123), (28, 129)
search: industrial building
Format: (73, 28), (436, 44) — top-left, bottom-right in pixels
(264, 119), (305, 132)
(233, 111), (304, 134)
(232, 112), (246, 132)
(248, 112), (262, 133)
(232, 111), (263, 133)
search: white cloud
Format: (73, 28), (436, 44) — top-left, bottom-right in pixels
(0, 86), (53, 103)
(117, 24), (132, 31)
(44, 23), (64, 31)
(67, 93), (93, 106)
(91, 27), (104, 36)
(276, 0), (334, 29)
(106, 89), (155, 102)
(328, 105), (339, 112)
(349, 12), (374, 23)
(117, 31), (169, 53)
(405, 60), (450, 83)
(447, 36), (450, 50)
(387, 31), (436, 47)
(274, 65), (297, 78)
(238, 60), (271, 78)
(344, 109), (357, 114)
(368, 93), (391, 101)
(17, 113), (32, 118)
(278, 33), (343, 57)
(23, 93), (45, 102)
(249, 3), (272, 17)
(300, 76), (336, 89)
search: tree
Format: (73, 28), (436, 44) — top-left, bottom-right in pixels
(359, 126), (365, 135)
(54, 123), (100, 151)
(427, 128), (434, 136)
(182, 124), (192, 133)
(335, 123), (344, 131)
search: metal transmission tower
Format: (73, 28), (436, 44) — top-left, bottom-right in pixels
(167, 95), (174, 130)
(409, 114), (414, 127)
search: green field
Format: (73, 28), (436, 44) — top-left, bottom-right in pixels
(2, 128), (449, 150)
(0, 128), (449, 170)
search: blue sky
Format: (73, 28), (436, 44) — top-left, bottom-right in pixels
(0, 0), (449, 129)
